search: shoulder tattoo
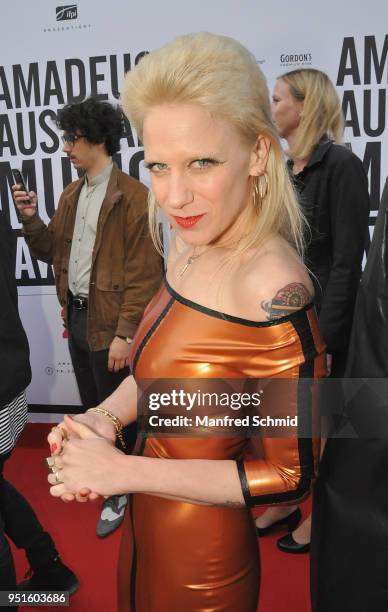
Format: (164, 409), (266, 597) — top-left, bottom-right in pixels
(260, 283), (311, 321)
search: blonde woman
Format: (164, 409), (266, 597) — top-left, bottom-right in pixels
(46, 35), (326, 611)
(255, 69), (370, 553)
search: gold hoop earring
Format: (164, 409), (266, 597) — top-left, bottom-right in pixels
(252, 178), (261, 213)
(252, 174), (268, 214)
(258, 173), (268, 201)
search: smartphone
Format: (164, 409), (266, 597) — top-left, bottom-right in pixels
(12, 168), (31, 212)
(12, 168), (28, 193)
(11, 168), (32, 222)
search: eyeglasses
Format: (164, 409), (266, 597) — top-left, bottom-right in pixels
(61, 133), (85, 146)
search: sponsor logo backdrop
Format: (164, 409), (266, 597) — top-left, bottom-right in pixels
(0, 0), (386, 409)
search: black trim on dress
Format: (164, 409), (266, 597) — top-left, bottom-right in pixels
(132, 296), (175, 376)
(236, 459), (251, 507)
(164, 276), (314, 328)
(292, 308), (318, 363)
(129, 494), (137, 611)
(240, 313), (318, 507)
(293, 313), (317, 492)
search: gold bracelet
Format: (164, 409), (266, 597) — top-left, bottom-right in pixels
(87, 407), (126, 450)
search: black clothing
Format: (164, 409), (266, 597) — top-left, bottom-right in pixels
(0, 212), (60, 598)
(68, 306), (130, 408)
(312, 437), (388, 612)
(345, 177), (388, 378)
(0, 454), (16, 594)
(68, 306), (136, 450)
(289, 140), (370, 360)
(311, 179), (388, 612)
(297, 140), (370, 609)
(0, 212), (31, 405)
(0, 452), (58, 577)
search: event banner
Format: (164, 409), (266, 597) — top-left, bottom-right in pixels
(0, 0), (386, 410)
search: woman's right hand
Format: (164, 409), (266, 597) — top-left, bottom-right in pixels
(47, 410), (116, 456)
(47, 411), (117, 503)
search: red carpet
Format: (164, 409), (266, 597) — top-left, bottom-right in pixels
(5, 424), (311, 611)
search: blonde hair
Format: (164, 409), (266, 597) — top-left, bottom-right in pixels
(121, 32), (305, 257)
(279, 68), (344, 160)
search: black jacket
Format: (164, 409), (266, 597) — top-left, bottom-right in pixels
(346, 177), (388, 377)
(311, 180), (388, 612)
(289, 139), (370, 356)
(0, 211), (31, 406)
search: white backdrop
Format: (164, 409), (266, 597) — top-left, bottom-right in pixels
(0, 0), (387, 409)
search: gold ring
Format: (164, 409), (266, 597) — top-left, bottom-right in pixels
(46, 456), (55, 468)
(54, 470), (63, 484)
(59, 427), (69, 441)
(51, 426), (69, 440)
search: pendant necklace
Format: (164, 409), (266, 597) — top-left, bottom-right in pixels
(179, 248), (209, 277)
(179, 235), (242, 277)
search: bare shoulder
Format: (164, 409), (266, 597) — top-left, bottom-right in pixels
(258, 278), (312, 321)
(234, 237), (314, 323)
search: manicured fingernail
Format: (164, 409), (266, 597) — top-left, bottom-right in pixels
(67, 415), (73, 420)
(51, 443), (58, 454)
(80, 492), (88, 497)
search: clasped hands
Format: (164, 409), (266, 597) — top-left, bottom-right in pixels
(47, 414), (125, 503)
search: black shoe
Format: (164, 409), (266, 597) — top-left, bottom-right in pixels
(256, 507), (302, 536)
(96, 494), (128, 538)
(18, 556), (80, 594)
(277, 532), (310, 554)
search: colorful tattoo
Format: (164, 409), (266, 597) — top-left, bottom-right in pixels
(261, 283), (311, 320)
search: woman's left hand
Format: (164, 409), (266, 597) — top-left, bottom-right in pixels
(48, 416), (127, 499)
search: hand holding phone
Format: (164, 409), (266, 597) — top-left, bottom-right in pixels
(11, 169), (37, 219)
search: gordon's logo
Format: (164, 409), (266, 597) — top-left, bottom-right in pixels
(56, 5), (78, 21)
(280, 52), (312, 67)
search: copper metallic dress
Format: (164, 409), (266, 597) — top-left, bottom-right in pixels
(118, 278), (326, 612)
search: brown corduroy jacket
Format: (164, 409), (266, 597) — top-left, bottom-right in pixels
(22, 163), (163, 351)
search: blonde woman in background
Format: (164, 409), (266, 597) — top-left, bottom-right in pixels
(255, 69), (370, 553)
(46, 35), (326, 611)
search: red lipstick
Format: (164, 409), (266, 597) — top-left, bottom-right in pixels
(173, 214), (204, 228)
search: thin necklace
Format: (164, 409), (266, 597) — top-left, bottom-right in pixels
(179, 248), (209, 277)
(179, 233), (246, 277)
